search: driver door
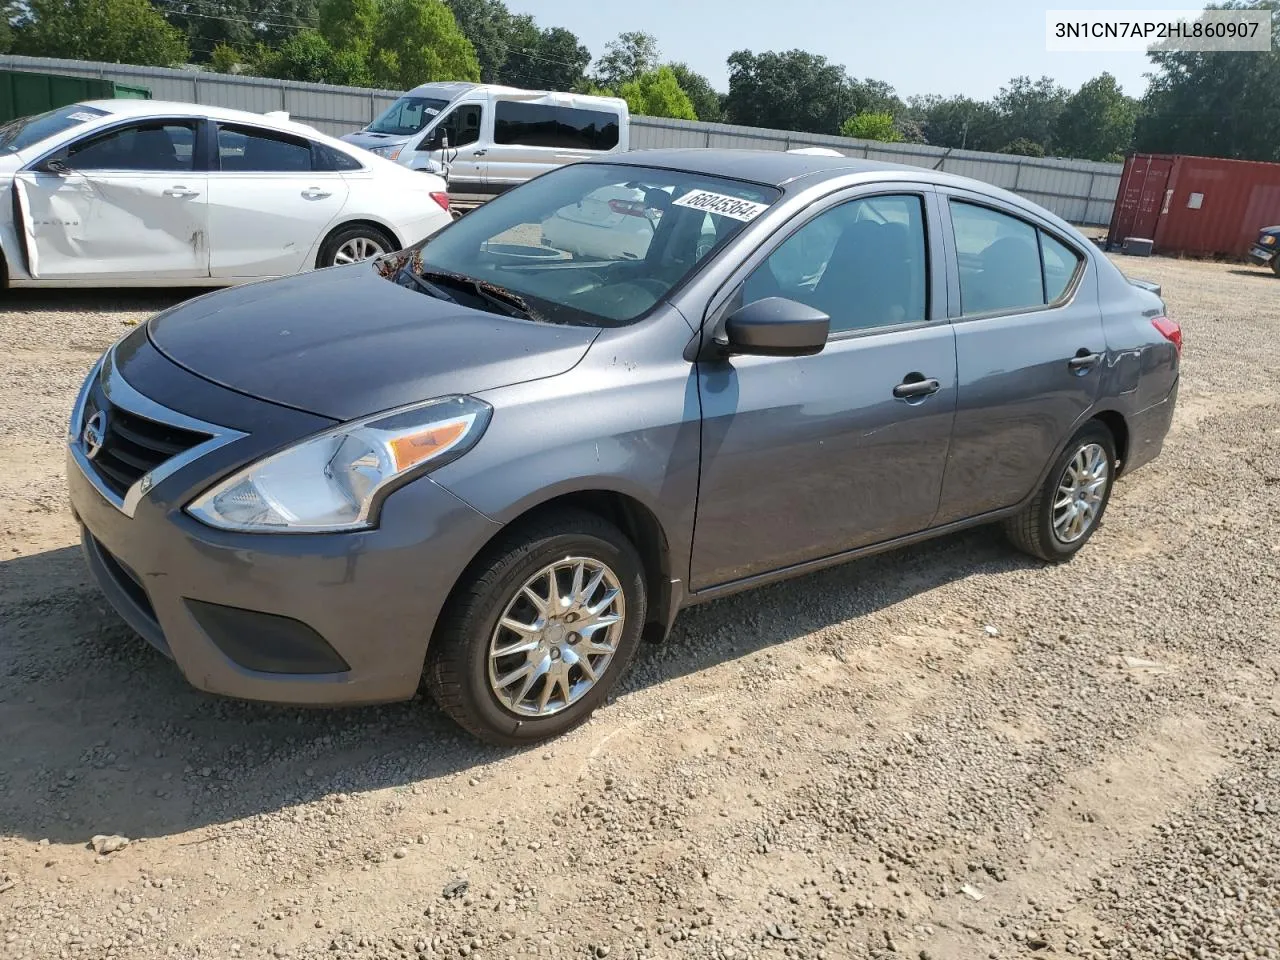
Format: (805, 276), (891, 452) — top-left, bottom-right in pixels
(691, 188), (958, 590)
(416, 103), (485, 194)
(15, 118), (209, 281)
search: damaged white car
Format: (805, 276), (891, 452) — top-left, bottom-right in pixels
(0, 100), (452, 288)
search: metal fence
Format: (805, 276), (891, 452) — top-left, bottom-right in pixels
(0, 54), (1124, 224)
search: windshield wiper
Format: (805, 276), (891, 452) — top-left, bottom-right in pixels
(393, 263), (457, 302)
(416, 269), (541, 322)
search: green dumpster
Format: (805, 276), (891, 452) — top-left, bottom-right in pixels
(0, 69), (152, 124)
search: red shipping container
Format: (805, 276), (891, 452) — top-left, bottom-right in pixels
(1107, 152), (1280, 258)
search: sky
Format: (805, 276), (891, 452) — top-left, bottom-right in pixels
(505, 0), (1210, 100)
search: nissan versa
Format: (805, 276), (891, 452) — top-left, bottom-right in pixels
(66, 150), (1181, 745)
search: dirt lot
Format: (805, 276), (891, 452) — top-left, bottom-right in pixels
(1, 255), (1278, 960)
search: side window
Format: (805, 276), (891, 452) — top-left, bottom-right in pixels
(438, 105), (482, 148)
(558, 107), (620, 151)
(315, 142), (364, 171)
(63, 121), (197, 172)
(494, 102), (561, 147)
(1040, 231), (1082, 302)
(742, 194), (928, 335)
(217, 124), (312, 173)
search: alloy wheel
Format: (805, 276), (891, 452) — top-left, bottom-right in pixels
(487, 557), (625, 718)
(333, 235), (386, 265)
(1052, 442), (1109, 543)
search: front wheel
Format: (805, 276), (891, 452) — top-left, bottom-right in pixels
(425, 510), (647, 746)
(1270, 255), (1280, 277)
(1004, 421), (1117, 562)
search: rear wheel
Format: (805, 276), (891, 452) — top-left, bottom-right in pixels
(1271, 255), (1280, 277)
(1004, 421), (1117, 562)
(425, 510), (647, 746)
(317, 223), (398, 268)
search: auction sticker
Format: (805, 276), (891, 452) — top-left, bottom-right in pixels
(672, 189), (769, 221)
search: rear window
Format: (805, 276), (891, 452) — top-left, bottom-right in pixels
(494, 102), (620, 151)
(0, 104), (108, 155)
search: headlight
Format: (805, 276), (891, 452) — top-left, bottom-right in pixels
(372, 144), (403, 161)
(1263, 235), (1276, 246)
(187, 396), (491, 533)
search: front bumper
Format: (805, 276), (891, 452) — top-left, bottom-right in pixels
(67, 339), (500, 706)
(1248, 244), (1275, 266)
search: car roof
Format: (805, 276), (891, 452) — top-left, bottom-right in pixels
(79, 99), (333, 140)
(593, 148), (1080, 235)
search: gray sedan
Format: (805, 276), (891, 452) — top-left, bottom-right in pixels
(66, 150), (1181, 745)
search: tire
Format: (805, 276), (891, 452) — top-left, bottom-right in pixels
(316, 223), (398, 269)
(1004, 421), (1117, 563)
(1270, 255), (1280, 277)
(425, 509), (648, 746)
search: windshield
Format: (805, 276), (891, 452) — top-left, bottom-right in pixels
(0, 104), (108, 155)
(389, 163), (779, 327)
(367, 96), (451, 136)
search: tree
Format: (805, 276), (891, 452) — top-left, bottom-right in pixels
(15, 0), (188, 65)
(263, 27), (370, 84)
(319, 0), (379, 57)
(618, 66), (696, 120)
(1000, 137), (1046, 158)
(209, 41), (243, 72)
(1053, 72), (1138, 160)
(724, 49), (854, 134)
(1135, 1), (1280, 162)
(0, 3), (13, 53)
(841, 111), (902, 142)
(668, 62), (723, 122)
(518, 26), (590, 90)
(369, 0), (480, 89)
(444, 0), (517, 82)
(993, 75), (1069, 154)
(848, 78), (904, 118)
(594, 30), (659, 88)
(916, 95), (1003, 150)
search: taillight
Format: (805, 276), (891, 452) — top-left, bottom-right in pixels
(608, 199), (649, 217)
(430, 191), (450, 213)
(1152, 316), (1182, 355)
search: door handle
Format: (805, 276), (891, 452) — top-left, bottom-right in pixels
(472, 149), (487, 157)
(163, 186), (199, 199)
(302, 188), (332, 200)
(1068, 350), (1103, 372)
(892, 376), (941, 400)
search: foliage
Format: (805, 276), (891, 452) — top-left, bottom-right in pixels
(13, 0), (188, 65)
(618, 66), (696, 120)
(368, 0), (480, 89)
(1052, 72), (1137, 160)
(1136, 1), (1280, 162)
(319, 0), (378, 56)
(209, 41), (243, 72)
(993, 75), (1069, 153)
(504, 25), (591, 90)
(593, 30), (659, 88)
(667, 62), (723, 122)
(840, 111), (901, 142)
(1000, 137), (1046, 158)
(724, 49), (855, 134)
(913, 95), (1004, 151)
(259, 27), (370, 84)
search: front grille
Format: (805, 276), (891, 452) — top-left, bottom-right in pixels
(83, 385), (211, 498)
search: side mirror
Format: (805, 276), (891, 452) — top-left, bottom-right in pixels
(37, 156), (69, 176)
(721, 297), (829, 357)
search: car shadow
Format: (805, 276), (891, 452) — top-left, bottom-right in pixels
(1226, 268), (1274, 279)
(0, 526), (1034, 843)
(0, 287), (214, 315)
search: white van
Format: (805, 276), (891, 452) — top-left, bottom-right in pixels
(341, 83), (629, 211)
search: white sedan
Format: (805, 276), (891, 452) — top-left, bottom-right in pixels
(0, 99), (452, 288)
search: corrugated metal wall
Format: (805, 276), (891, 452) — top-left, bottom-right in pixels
(0, 54), (1123, 224)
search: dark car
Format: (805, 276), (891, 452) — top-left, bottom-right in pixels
(1247, 224), (1280, 274)
(66, 150), (1182, 745)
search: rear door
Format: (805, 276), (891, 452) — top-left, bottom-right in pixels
(15, 117), (208, 280)
(206, 122), (348, 279)
(932, 190), (1104, 525)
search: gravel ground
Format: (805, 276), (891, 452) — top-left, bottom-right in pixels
(0, 255), (1277, 960)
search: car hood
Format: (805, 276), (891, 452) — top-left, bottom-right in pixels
(340, 130), (412, 150)
(147, 264), (599, 422)
(1260, 225), (1280, 236)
